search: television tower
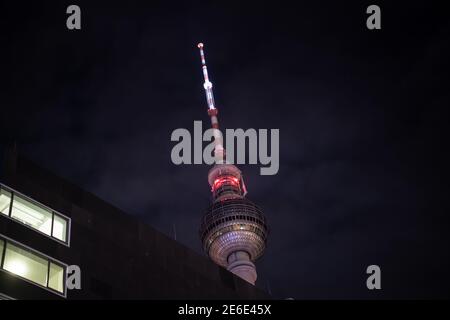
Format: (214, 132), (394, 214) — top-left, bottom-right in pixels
(197, 43), (269, 285)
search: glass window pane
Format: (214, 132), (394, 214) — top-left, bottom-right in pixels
(11, 195), (52, 236)
(0, 188), (12, 216)
(0, 239), (4, 266)
(3, 243), (48, 287)
(48, 262), (64, 293)
(52, 214), (68, 242)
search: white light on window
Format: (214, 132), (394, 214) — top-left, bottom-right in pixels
(48, 262), (64, 293)
(1, 186), (70, 244)
(11, 196), (52, 236)
(3, 243), (48, 287)
(7, 259), (27, 277)
(52, 215), (67, 242)
(0, 189), (12, 215)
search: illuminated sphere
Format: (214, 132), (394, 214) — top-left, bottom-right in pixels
(199, 164), (269, 268)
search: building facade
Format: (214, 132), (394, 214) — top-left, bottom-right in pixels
(0, 149), (269, 299)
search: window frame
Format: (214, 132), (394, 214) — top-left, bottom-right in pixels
(0, 292), (15, 300)
(0, 187), (12, 216)
(0, 183), (71, 247)
(0, 238), (4, 267)
(0, 234), (68, 298)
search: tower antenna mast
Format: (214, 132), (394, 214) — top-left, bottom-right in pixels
(197, 43), (224, 163)
(197, 42), (216, 112)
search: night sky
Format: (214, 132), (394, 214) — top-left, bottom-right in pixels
(1, 1), (450, 299)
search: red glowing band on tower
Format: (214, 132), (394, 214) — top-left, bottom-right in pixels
(197, 43), (268, 285)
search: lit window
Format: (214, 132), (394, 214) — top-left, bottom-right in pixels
(0, 184), (71, 244)
(0, 188), (11, 216)
(0, 238), (66, 295)
(48, 262), (65, 293)
(11, 195), (53, 236)
(52, 215), (68, 242)
(3, 242), (48, 287)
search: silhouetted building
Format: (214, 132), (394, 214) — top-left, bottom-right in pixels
(0, 148), (269, 300)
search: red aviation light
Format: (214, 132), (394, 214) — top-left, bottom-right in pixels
(212, 176), (240, 192)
